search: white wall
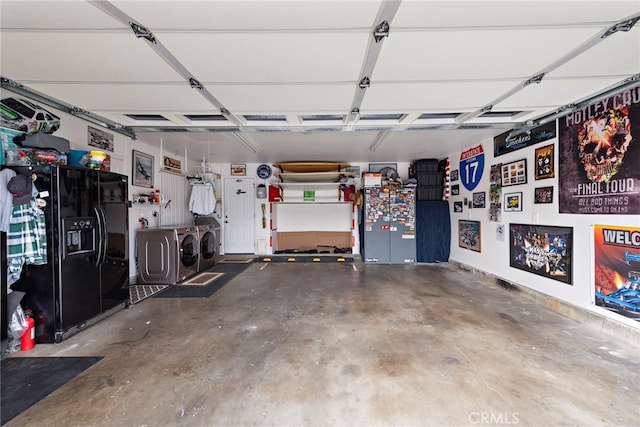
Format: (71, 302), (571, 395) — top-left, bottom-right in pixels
(447, 134), (640, 329)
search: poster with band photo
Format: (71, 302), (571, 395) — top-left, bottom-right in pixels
(558, 85), (640, 214)
(509, 223), (573, 285)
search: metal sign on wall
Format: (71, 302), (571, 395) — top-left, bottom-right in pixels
(459, 144), (484, 191)
(493, 121), (556, 157)
(558, 85), (640, 214)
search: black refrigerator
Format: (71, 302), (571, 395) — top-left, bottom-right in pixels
(11, 165), (129, 343)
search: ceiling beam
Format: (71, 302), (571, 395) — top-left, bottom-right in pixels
(345, 0), (402, 126)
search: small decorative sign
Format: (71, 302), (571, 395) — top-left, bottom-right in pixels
(493, 121), (556, 157)
(163, 156), (181, 174)
(231, 164), (246, 176)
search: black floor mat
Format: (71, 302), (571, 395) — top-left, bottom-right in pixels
(1, 356), (102, 425)
(155, 261), (253, 298)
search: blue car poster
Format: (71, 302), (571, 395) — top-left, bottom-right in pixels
(594, 224), (640, 321)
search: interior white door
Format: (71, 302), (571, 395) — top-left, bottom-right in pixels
(223, 178), (255, 253)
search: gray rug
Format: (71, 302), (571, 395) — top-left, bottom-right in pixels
(1, 356), (102, 424)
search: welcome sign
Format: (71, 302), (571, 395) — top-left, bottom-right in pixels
(593, 224), (640, 322)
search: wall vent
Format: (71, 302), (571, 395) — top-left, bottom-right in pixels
(301, 114), (345, 122)
(359, 113), (404, 121)
(185, 114), (227, 121)
(125, 114), (169, 121)
(243, 115), (287, 122)
(418, 113), (460, 120)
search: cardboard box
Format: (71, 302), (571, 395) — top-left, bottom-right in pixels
(363, 173), (382, 187)
(275, 231), (351, 252)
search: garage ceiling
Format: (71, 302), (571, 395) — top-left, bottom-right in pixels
(1, 0), (639, 165)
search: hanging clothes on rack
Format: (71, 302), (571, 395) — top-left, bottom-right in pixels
(189, 182), (216, 215)
(6, 174), (48, 286)
(0, 168), (17, 232)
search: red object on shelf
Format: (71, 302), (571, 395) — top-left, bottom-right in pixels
(21, 316), (35, 351)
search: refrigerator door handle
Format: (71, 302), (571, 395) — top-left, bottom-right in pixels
(97, 207), (108, 265)
(94, 207), (103, 267)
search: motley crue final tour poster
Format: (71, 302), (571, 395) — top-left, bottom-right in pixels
(558, 85), (640, 214)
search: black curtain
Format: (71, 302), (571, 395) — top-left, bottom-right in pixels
(416, 200), (451, 263)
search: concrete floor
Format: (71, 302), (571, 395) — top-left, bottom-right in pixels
(4, 261), (640, 427)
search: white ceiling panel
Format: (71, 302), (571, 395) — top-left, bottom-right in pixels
(361, 81), (519, 111)
(113, 0), (382, 30)
(374, 28), (601, 81)
(496, 76), (628, 109)
(372, 128), (501, 160)
(27, 83), (215, 112)
(160, 32), (369, 82)
(0, 32), (182, 82)
(393, 1), (640, 28)
(0, 1), (125, 29)
(205, 84), (355, 112)
(547, 27), (640, 77)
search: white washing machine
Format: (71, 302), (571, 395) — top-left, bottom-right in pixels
(136, 226), (199, 284)
(195, 217), (221, 272)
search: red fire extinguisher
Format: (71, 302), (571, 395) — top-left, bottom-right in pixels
(21, 312), (35, 351)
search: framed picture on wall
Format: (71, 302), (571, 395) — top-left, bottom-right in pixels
(504, 192), (522, 211)
(369, 163), (397, 173)
(501, 159), (527, 186)
(459, 220), (481, 252)
(472, 191), (486, 208)
(88, 125), (114, 152)
(132, 150), (154, 188)
(509, 223), (573, 284)
(534, 186), (554, 204)
(534, 144), (555, 180)
(454, 201), (463, 212)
